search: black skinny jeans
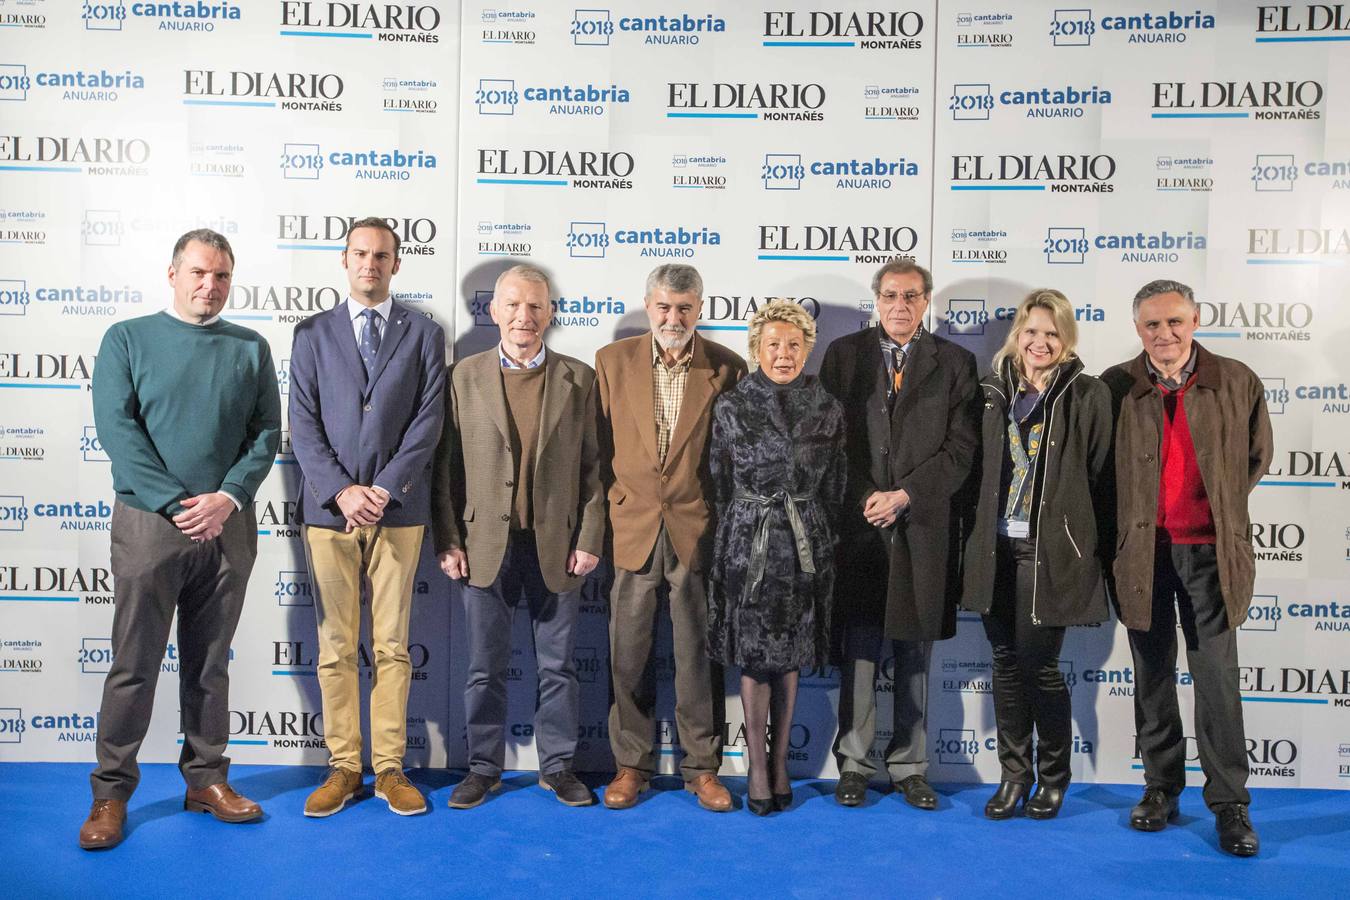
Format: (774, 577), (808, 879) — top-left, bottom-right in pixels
(981, 535), (1072, 788)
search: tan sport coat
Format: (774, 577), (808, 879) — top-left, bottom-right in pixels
(596, 333), (746, 572)
(431, 347), (605, 594)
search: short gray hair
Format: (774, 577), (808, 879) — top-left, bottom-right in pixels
(870, 260), (932, 296)
(171, 229), (234, 269)
(494, 263), (551, 297)
(644, 263), (703, 300)
(1132, 279), (1195, 320)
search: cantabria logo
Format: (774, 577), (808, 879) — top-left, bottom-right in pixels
(184, 70), (343, 111)
(0, 135), (149, 176)
(1042, 226), (1205, 265)
(1261, 375), (1350, 415)
(1252, 153), (1350, 192)
(0, 277), (143, 319)
(382, 76), (437, 114)
(667, 82), (826, 121)
(862, 84), (921, 121)
(761, 153), (918, 190)
(481, 7), (535, 44)
(0, 63), (144, 103)
(955, 10), (1012, 47)
(671, 153), (728, 190)
(951, 153), (1115, 193)
(280, 142), (437, 182)
(1156, 154), (1213, 192)
(761, 9), (924, 50)
(277, 214), (437, 256)
(1256, 4), (1350, 42)
(474, 77), (630, 117)
(1153, 80), (1322, 120)
(82, 1), (241, 33)
(948, 82), (1110, 120)
(280, 1), (441, 42)
(759, 224), (917, 265)
(571, 11), (726, 47)
(476, 147), (634, 191)
(566, 222), (720, 259)
(1049, 8), (1215, 46)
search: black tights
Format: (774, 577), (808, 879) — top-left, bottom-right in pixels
(740, 669), (799, 800)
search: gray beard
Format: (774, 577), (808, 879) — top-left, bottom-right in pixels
(654, 329), (693, 352)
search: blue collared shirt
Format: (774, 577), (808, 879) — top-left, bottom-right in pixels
(499, 342), (547, 369)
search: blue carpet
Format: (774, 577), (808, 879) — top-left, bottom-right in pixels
(2, 764), (1346, 898)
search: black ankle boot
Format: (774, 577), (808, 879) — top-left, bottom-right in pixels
(1025, 785), (1064, 820)
(984, 781), (1027, 820)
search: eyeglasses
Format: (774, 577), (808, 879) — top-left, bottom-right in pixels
(878, 290), (928, 304)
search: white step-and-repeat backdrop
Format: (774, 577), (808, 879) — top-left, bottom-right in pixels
(1, 1), (1346, 790)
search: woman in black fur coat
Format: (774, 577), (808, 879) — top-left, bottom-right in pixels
(706, 300), (846, 815)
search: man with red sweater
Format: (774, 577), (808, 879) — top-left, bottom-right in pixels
(1103, 280), (1272, 857)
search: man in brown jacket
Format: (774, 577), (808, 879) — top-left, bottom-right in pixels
(595, 264), (746, 811)
(432, 263), (605, 809)
(1102, 279), (1272, 857)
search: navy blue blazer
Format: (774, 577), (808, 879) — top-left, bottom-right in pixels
(288, 299), (447, 529)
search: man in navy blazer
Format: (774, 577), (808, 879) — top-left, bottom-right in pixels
(288, 217), (446, 817)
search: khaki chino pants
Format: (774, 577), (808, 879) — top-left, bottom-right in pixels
(304, 523), (424, 774)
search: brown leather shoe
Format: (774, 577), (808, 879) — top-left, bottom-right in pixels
(374, 768), (427, 816)
(603, 767), (649, 810)
(79, 798), (127, 850)
(685, 773), (733, 812)
(184, 783), (263, 823)
(304, 767), (363, 818)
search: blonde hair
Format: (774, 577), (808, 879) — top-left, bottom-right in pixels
(747, 299), (817, 360)
(991, 288), (1078, 376)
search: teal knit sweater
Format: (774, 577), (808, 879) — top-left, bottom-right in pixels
(92, 312), (281, 516)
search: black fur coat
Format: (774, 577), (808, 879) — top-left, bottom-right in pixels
(706, 371), (846, 674)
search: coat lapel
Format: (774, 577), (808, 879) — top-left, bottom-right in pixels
(663, 334), (714, 471)
(363, 302), (412, 397)
(325, 304), (368, 388)
(535, 349), (573, 467)
(471, 349), (512, 445)
(622, 337), (660, 468)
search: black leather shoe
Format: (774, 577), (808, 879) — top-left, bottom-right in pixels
(984, 781), (1027, 820)
(1129, 787), (1180, 832)
(1025, 785), (1064, 820)
(540, 770), (596, 807)
(835, 771), (868, 807)
(1216, 804), (1260, 857)
(895, 774), (938, 811)
(448, 772), (501, 809)
(773, 792), (793, 812)
(746, 796), (775, 817)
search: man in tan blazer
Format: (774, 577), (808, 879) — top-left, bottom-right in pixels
(432, 263), (605, 809)
(595, 264), (746, 811)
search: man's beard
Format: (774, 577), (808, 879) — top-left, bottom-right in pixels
(654, 327), (693, 352)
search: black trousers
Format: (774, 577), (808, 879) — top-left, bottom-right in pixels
(982, 536), (1071, 788)
(1128, 541), (1249, 810)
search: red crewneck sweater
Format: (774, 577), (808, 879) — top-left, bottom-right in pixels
(1157, 378), (1215, 544)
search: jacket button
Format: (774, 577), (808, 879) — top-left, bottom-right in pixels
(661, 475), (669, 483)
(363, 403), (372, 412)
(881, 448), (889, 455)
(1144, 453), (1153, 462)
(661, 502), (670, 510)
(500, 514), (510, 522)
(505, 480), (514, 487)
(1137, 521), (1148, 529)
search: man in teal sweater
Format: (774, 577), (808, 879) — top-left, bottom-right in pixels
(79, 230), (281, 850)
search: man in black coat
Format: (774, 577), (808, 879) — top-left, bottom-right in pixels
(819, 261), (980, 809)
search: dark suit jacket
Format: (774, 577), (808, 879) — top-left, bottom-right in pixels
(595, 333), (746, 572)
(288, 300), (446, 528)
(431, 347), (605, 595)
(819, 326), (980, 641)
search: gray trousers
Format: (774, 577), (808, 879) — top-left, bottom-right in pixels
(1129, 542), (1250, 810)
(91, 501), (257, 800)
(833, 623), (932, 781)
(608, 525), (721, 781)
(462, 530), (580, 777)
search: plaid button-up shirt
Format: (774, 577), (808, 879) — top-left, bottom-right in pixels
(652, 335), (693, 464)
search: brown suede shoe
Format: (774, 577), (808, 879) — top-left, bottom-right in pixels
(374, 769), (427, 816)
(304, 767), (363, 818)
(685, 773), (733, 812)
(603, 767), (649, 810)
(184, 783), (263, 822)
(79, 798), (127, 850)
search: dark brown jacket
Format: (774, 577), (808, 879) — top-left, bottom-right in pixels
(1101, 344), (1273, 631)
(595, 333), (746, 573)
